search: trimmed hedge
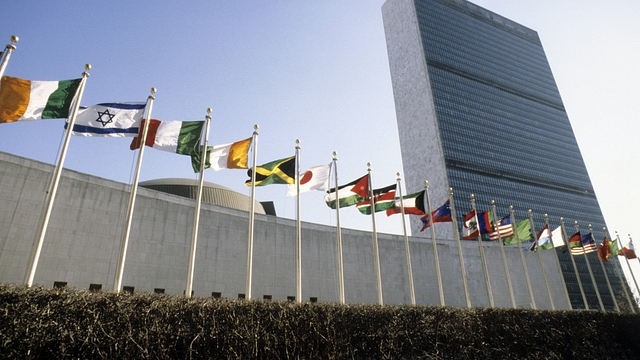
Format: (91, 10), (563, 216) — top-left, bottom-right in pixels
(0, 284), (638, 359)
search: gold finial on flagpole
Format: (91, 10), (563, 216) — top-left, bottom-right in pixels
(10, 35), (18, 44)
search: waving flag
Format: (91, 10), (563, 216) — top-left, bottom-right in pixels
(287, 163), (331, 197)
(551, 226), (565, 248)
(489, 215), (514, 240)
(130, 119), (203, 154)
(581, 233), (597, 254)
(462, 210), (479, 240)
(0, 76), (81, 123)
(477, 211), (493, 234)
(503, 219), (532, 245)
(386, 190), (426, 216)
(192, 137), (252, 172)
(528, 225), (553, 251)
(246, 156), (295, 186)
(356, 184), (396, 215)
(568, 232), (584, 255)
(419, 199), (452, 232)
(622, 241), (637, 259)
(71, 102), (146, 137)
(598, 237), (612, 262)
(324, 174), (368, 209)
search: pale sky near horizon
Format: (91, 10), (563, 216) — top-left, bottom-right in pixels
(1, 0), (639, 285)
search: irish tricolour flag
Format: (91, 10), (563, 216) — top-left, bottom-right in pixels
(130, 119), (204, 155)
(0, 76), (81, 123)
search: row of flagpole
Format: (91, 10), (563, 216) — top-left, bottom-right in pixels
(3, 36), (639, 310)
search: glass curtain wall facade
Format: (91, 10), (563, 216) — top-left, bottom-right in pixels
(382, 0), (623, 310)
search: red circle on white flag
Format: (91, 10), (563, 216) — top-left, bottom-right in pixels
(300, 170), (313, 185)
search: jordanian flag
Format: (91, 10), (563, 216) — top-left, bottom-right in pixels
(0, 76), (81, 123)
(356, 184), (396, 215)
(245, 156), (295, 186)
(324, 174), (368, 209)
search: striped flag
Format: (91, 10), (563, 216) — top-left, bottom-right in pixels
(356, 184), (396, 215)
(71, 102), (146, 137)
(581, 233), (597, 253)
(0, 75), (81, 123)
(130, 119), (203, 154)
(386, 190), (426, 216)
(568, 232), (584, 255)
(489, 215), (514, 240)
(324, 174), (368, 209)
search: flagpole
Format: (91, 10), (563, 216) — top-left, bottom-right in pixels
(367, 163), (383, 305)
(449, 188), (471, 308)
(510, 207), (536, 309)
(470, 195), (493, 307)
(245, 125), (259, 300)
(24, 64), (91, 287)
(560, 217), (589, 309)
(616, 231), (640, 306)
(609, 230), (635, 313)
(619, 232), (640, 305)
(590, 224), (619, 312)
(295, 140), (302, 303)
(545, 214), (570, 309)
(574, 221), (605, 311)
(526, 210), (547, 309)
(113, 88), (156, 293)
(184, 108), (212, 298)
(491, 200), (515, 308)
(396, 174), (415, 305)
(424, 181), (444, 306)
(0, 35), (18, 78)
(332, 152), (345, 304)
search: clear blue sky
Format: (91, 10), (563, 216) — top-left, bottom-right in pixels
(1, 0), (639, 252)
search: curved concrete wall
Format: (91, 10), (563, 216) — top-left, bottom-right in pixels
(0, 151), (569, 308)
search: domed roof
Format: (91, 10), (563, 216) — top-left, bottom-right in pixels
(139, 178), (266, 214)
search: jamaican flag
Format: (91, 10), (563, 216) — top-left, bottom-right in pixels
(246, 156), (295, 186)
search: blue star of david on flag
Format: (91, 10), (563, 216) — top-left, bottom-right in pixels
(95, 109), (116, 127)
(68, 102), (146, 137)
